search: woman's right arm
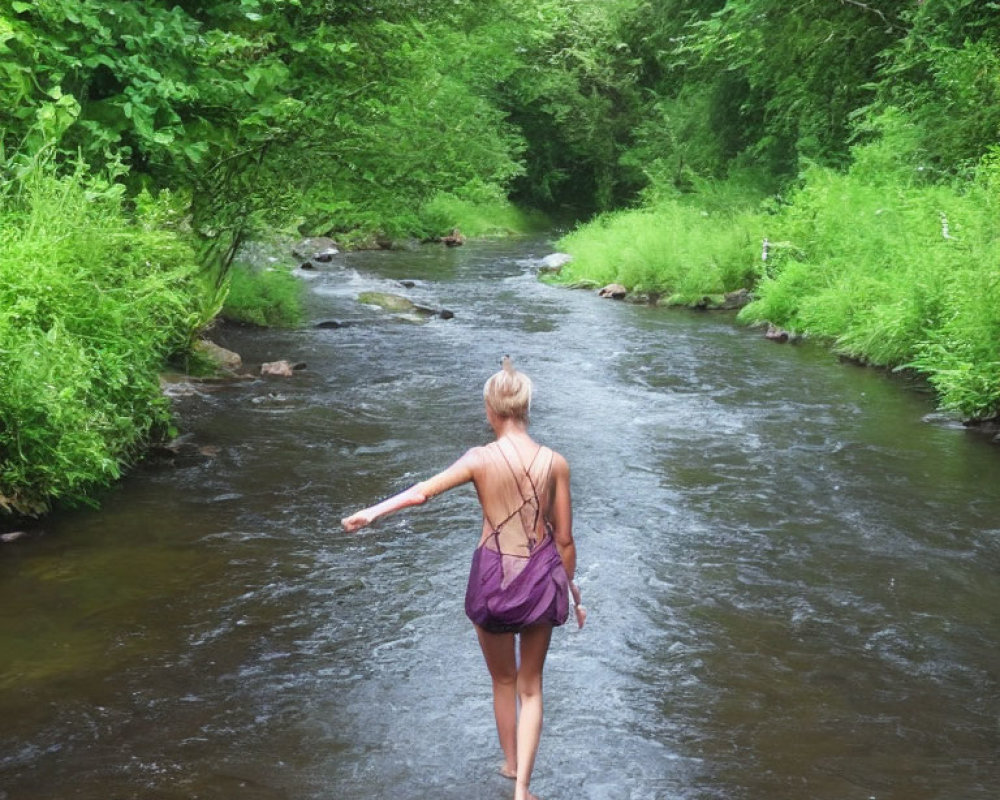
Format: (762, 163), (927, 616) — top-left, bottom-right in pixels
(340, 448), (480, 532)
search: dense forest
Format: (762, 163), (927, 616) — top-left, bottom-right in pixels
(1, 0), (998, 515)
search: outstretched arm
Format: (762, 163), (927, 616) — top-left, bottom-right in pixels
(340, 448), (479, 532)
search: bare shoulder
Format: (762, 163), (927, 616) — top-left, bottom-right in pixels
(463, 443), (491, 461)
(547, 448), (570, 477)
(458, 444), (491, 472)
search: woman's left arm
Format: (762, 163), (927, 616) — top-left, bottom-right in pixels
(341, 448), (480, 532)
(549, 453), (576, 582)
(550, 454), (586, 627)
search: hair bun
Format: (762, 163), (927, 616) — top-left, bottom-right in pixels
(484, 357), (532, 420)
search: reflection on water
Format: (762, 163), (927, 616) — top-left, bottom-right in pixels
(1, 237), (999, 799)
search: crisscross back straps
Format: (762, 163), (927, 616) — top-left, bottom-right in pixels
(484, 439), (552, 551)
(496, 440), (544, 532)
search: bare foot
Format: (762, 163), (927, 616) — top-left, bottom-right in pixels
(498, 763), (517, 780)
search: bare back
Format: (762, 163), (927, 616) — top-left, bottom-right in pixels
(472, 437), (555, 556)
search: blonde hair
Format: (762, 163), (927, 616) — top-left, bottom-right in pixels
(483, 355), (533, 421)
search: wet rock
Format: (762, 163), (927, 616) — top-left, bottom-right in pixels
(299, 261), (317, 271)
(194, 339), (242, 371)
(159, 377), (207, 399)
(539, 252), (572, 275)
(598, 283), (628, 300)
(722, 288), (752, 310)
(160, 371), (255, 395)
(315, 320), (346, 329)
(412, 303), (456, 321)
(261, 360), (301, 377)
(292, 237), (339, 260)
(398, 280), (417, 288)
(440, 228), (466, 247)
(144, 436), (220, 468)
(765, 323), (793, 343)
(358, 291), (418, 313)
(358, 291), (453, 322)
(687, 289), (753, 311)
(837, 353), (868, 367)
(146, 437), (199, 461)
(962, 416), (1000, 436)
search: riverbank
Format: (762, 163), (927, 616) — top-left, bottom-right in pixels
(0, 192), (548, 523)
(0, 166), (220, 519)
(554, 156), (1000, 423)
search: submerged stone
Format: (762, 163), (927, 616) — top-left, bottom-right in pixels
(357, 291), (419, 313)
(292, 237), (339, 260)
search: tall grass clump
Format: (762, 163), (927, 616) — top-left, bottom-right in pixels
(907, 152), (1000, 419)
(419, 189), (548, 238)
(740, 137), (1000, 418)
(221, 263), (304, 327)
(555, 193), (763, 301)
(0, 163), (215, 516)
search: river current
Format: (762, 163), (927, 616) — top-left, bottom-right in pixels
(1, 237), (998, 799)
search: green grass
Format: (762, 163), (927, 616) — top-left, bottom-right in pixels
(0, 163), (216, 516)
(220, 263), (304, 327)
(555, 195), (763, 301)
(553, 152), (1000, 420)
(418, 191), (548, 238)
(740, 153), (1000, 418)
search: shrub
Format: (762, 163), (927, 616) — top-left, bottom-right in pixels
(220, 263), (303, 328)
(556, 192), (763, 300)
(0, 163), (213, 515)
(740, 146), (1000, 418)
(419, 188), (548, 239)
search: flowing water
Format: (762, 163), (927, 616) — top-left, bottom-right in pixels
(1, 237), (998, 800)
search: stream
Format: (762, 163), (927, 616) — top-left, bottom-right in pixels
(1, 236), (998, 800)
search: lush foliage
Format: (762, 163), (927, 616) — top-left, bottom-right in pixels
(4, 0), (1000, 515)
(0, 163), (216, 515)
(555, 1), (1000, 419)
(0, 0), (552, 246)
(557, 183), (763, 300)
(221, 264), (303, 328)
(419, 191), (548, 239)
(739, 144), (1000, 418)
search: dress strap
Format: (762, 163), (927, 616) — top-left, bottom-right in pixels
(497, 440), (543, 502)
(493, 439), (550, 544)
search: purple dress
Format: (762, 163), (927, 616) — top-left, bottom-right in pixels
(464, 441), (569, 633)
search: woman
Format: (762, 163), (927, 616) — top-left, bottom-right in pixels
(341, 357), (584, 800)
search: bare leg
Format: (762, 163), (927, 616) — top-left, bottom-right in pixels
(475, 625), (518, 779)
(514, 623), (552, 800)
